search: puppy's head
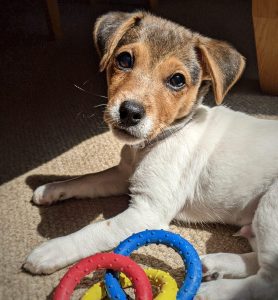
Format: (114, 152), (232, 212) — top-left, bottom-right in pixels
(93, 12), (245, 144)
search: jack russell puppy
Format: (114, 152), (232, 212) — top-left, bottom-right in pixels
(24, 11), (278, 300)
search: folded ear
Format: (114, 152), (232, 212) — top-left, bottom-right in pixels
(196, 37), (245, 104)
(93, 11), (145, 71)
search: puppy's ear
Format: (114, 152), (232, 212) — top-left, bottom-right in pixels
(93, 11), (145, 71)
(196, 37), (245, 104)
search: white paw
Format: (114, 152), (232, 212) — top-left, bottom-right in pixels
(32, 185), (50, 205)
(32, 183), (65, 205)
(201, 254), (224, 281)
(23, 237), (77, 274)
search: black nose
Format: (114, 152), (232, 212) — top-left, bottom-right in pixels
(119, 100), (145, 127)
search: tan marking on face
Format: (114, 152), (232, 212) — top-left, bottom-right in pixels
(104, 42), (202, 141)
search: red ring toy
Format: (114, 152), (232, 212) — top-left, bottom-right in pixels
(53, 253), (152, 300)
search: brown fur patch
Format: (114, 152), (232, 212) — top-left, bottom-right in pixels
(197, 37), (245, 104)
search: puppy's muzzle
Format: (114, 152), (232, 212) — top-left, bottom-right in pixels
(119, 100), (145, 127)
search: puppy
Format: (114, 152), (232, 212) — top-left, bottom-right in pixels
(24, 12), (278, 300)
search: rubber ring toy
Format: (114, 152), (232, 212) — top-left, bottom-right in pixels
(82, 268), (178, 300)
(104, 229), (202, 300)
(53, 253), (152, 300)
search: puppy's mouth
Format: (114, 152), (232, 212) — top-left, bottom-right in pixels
(111, 126), (142, 143)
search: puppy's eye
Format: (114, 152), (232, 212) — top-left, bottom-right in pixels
(116, 52), (133, 70)
(168, 73), (186, 90)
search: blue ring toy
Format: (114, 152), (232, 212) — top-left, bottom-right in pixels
(104, 229), (202, 300)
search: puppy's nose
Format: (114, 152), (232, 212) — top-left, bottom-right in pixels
(119, 100), (145, 127)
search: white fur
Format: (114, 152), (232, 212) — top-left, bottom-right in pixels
(25, 105), (278, 299)
(109, 101), (120, 122)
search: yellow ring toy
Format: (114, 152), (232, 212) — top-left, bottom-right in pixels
(82, 268), (178, 300)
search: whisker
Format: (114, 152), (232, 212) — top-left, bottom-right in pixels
(93, 93), (108, 99)
(81, 79), (90, 86)
(74, 84), (93, 95)
(75, 110), (98, 120)
(94, 103), (107, 108)
(73, 84), (108, 99)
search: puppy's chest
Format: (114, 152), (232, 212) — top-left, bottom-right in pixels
(128, 141), (203, 198)
(128, 143), (251, 224)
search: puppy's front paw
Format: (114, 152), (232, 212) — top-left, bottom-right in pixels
(23, 237), (77, 274)
(201, 254), (224, 281)
(32, 183), (66, 205)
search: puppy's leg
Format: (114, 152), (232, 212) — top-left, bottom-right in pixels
(196, 180), (278, 300)
(201, 252), (259, 281)
(24, 198), (169, 274)
(33, 166), (129, 205)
